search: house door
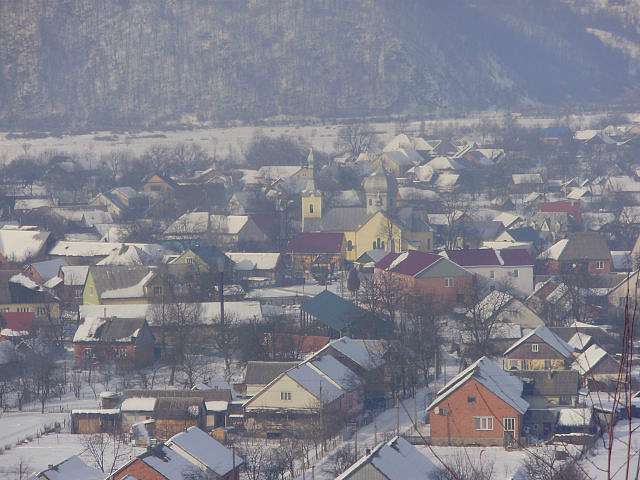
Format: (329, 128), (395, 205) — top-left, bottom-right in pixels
(503, 417), (516, 447)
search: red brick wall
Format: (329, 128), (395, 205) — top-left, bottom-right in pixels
(113, 459), (167, 480)
(380, 272), (472, 309)
(73, 342), (153, 368)
(428, 378), (522, 446)
(587, 260), (611, 275)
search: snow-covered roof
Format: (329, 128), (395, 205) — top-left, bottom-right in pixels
(504, 326), (574, 357)
(34, 455), (103, 480)
(568, 332), (593, 351)
(60, 265), (90, 286)
(538, 238), (569, 261)
(410, 164), (435, 182)
(43, 276), (63, 288)
(0, 227), (50, 263)
(426, 156), (463, 171)
(512, 173), (543, 185)
(10, 273), (40, 290)
(205, 400), (229, 412)
(557, 407), (593, 428)
(121, 397), (157, 412)
(336, 435), (437, 480)
(226, 252), (280, 271)
(308, 354), (360, 390)
(14, 198), (54, 210)
(494, 212), (521, 228)
(49, 241), (166, 258)
(80, 301), (263, 325)
(97, 245), (153, 266)
(100, 271), (155, 299)
(73, 317), (145, 343)
(315, 336), (387, 370)
(257, 165), (302, 181)
(571, 344), (611, 375)
(51, 207), (113, 226)
(435, 173), (460, 190)
(566, 187), (591, 200)
(167, 426), (243, 475)
(286, 363), (344, 403)
(469, 290), (514, 322)
(383, 133), (413, 152)
(428, 356), (529, 414)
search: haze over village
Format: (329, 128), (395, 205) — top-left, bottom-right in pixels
(2, 1), (640, 480)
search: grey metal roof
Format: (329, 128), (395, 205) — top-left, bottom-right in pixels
(314, 207), (371, 232)
(560, 232), (611, 261)
(514, 370), (580, 396)
(88, 266), (154, 298)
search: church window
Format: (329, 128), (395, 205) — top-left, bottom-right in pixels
(347, 240), (353, 251)
(309, 203), (314, 213)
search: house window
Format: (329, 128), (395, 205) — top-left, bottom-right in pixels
(373, 241), (377, 249)
(368, 198), (373, 206)
(503, 417), (516, 432)
(512, 269), (519, 278)
(115, 348), (127, 359)
(439, 407), (449, 416)
(444, 277), (454, 288)
(347, 240), (353, 251)
(531, 344), (539, 353)
(186, 257), (194, 264)
(37, 307), (46, 315)
(489, 271), (495, 280)
(309, 204), (314, 214)
(280, 392), (292, 401)
(153, 286), (163, 296)
(474, 416), (494, 431)
(467, 395), (476, 403)
(595, 260), (605, 270)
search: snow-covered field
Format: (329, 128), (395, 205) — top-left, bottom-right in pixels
(1, 110), (638, 165)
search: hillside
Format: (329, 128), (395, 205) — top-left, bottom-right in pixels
(1, 0), (639, 130)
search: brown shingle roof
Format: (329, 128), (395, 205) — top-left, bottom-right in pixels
(244, 361), (298, 386)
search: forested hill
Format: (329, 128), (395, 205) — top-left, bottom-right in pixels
(1, 0), (640, 130)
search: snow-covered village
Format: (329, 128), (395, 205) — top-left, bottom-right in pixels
(3, 2), (640, 479)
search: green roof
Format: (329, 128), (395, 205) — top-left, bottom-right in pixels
(301, 290), (363, 333)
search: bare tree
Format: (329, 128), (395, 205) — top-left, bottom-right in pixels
(335, 123), (377, 161)
(7, 458), (32, 480)
(323, 443), (358, 477)
(520, 447), (586, 480)
(433, 449), (495, 480)
(211, 313), (239, 379)
(439, 193), (477, 250)
(458, 279), (518, 363)
(81, 431), (128, 474)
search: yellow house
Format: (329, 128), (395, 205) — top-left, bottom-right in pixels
(83, 266), (160, 305)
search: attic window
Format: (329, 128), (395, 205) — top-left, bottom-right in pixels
(531, 343), (539, 353)
(309, 204), (314, 214)
(595, 260), (605, 270)
(444, 278), (454, 288)
(368, 198), (373, 206)
(467, 395), (476, 403)
(347, 240), (353, 251)
(186, 257), (194, 264)
(511, 269), (519, 278)
(153, 286), (162, 296)
(280, 392), (292, 401)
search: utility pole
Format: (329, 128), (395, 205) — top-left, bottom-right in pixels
(396, 394), (400, 436)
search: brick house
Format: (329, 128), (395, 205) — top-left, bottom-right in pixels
(111, 426), (243, 480)
(537, 232), (612, 275)
(375, 250), (473, 309)
(503, 326), (575, 371)
(72, 317), (155, 368)
(427, 356), (529, 447)
(443, 248), (534, 296)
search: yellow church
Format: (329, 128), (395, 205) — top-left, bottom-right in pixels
(301, 152), (433, 261)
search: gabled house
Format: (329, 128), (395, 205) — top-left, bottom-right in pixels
(225, 252), (283, 286)
(164, 212), (271, 249)
(375, 251), (473, 308)
(142, 173), (178, 195)
(243, 362), (349, 435)
(111, 426), (243, 480)
(538, 232), (612, 275)
(288, 232), (345, 276)
(512, 173), (543, 194)
(503, 326), (574, 371)
(72, 316), (155, 368)
(83, 266), (162, 305)
(427, 356), (529, 446)
(571, 344), (620, 385)
(336, 436), (437, 480)
(56, 265), (89, 308)
(469, 290), (545, 330)
(442, 248), (534, 295)
(22, 258), (67, 285)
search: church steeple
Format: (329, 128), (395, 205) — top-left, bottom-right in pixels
(301, 148), (322, 230)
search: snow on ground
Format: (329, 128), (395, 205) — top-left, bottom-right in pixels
(581, 417), (640, 480)
(1, 110), (636, 165)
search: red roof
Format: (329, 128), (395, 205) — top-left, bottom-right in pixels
(499, 248), (533, 266)
(446, 248), (533, 267)
(273, 334), (330, 355)
(378, 251), (442, 276)
(1, 312), (35, 332)
(288, 233), (344, 254)
(539, 200), (581, 219)
(446, 248), (500, 266)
